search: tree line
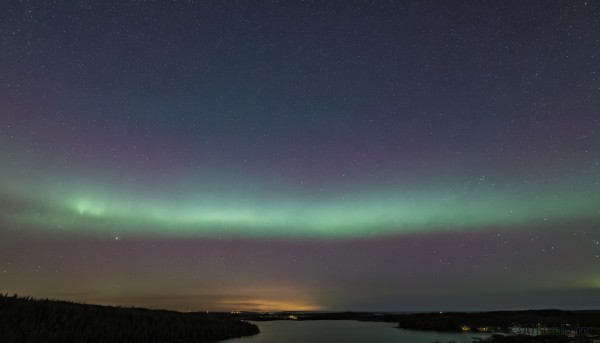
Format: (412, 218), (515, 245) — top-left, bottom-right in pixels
(0, 293), (259, 343)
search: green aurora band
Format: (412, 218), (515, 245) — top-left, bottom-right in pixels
(2, 168), (598, 239)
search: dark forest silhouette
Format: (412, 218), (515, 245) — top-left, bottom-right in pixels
(0, 293), (258, 343)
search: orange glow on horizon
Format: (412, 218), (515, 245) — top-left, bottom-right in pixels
(220, 298), (320, 312)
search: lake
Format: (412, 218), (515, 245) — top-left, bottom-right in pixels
(221, 320), (492, 343)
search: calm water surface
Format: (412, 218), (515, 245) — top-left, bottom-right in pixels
(222, 320), (491, 343)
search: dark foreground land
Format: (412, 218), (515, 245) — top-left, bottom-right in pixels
(483, 335), (597, 343)
(0, 294), (259, 343)
(3, 294), (599, 343)
(392, 310), (600, 333)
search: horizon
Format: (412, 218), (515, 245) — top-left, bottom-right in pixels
(4, 293), (599, 314)
(1, 1), (599, 313)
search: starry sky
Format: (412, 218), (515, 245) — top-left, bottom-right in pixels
(1, 1), (599, 312)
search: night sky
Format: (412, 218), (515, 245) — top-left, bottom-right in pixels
(1, 1), (599, 312)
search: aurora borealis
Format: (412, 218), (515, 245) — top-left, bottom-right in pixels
(1, 1), (599, 311)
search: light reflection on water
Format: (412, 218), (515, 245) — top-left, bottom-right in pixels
(221, 320), (492, 343)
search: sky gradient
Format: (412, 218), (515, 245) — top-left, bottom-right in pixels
(1, 0), (599, 311)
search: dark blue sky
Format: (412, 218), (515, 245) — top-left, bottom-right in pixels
(1, 1), (599, 311)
